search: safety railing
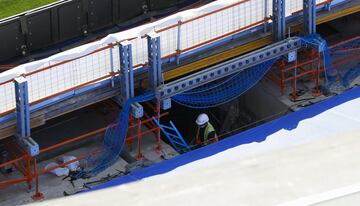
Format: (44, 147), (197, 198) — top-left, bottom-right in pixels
(0, 0), (333, 116)
(0, 45), (118, 116)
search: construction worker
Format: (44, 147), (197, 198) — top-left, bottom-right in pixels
(195, 113), (218, 146)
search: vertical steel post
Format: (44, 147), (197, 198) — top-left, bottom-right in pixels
(14, 77), (39, 157)
(136, 119), (144, 160)
(147, 32), (170, 109)
(264, 0), (269, 33)
(31, 158), (44, 201)
(147, 32), (162, 91)
(272, 0), (286, 41)
(110, 46), (115, 88)
(15, 77), (30, 138)
(155, 100), (162, 152)
(119, 41), (144, 118)
(304, 0), (317, 36)
(176, 21), (182, 65)
(119, 40), (135, 101)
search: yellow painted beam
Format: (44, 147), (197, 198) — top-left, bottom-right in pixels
(318, 4), (360, 24)
(164, 4), (360, 81)
(164, 36), (273, 80)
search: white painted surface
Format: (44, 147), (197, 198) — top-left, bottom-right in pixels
(26, 95), (360, 206)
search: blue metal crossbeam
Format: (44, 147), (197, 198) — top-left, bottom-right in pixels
(304, 0), (317, 36)
(157, 37), (303, 100)
(273, 0), (286, 41)
(14, 77), (39, 156)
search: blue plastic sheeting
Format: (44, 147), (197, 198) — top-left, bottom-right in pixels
(91, 86), (360, 191)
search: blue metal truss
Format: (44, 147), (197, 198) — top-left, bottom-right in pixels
(157, 37), (303, 100)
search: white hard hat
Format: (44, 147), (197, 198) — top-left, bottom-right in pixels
(196, 113), (209, 126)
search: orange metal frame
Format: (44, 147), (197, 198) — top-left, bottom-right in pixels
(268, 48), (324, 100)
(0, 100), (167, 199)
(268, 35), (360, 100)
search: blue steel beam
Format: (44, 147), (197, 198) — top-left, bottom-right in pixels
(273, 0), (286, 41)
(14, 77), (39, 156)
(157, 37), (303, 100)
(304, 0), (317, 35)
(146, 32), (172, 110)
(118, 40), (143, 118)
(119, 40), (135, 101)
(147, 32), (163, 90)
(15, 77), (30, 138)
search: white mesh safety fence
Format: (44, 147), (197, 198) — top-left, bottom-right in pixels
(0, 82), (15, 114)
(179, 0), (265, 52)
(0, 0), (331, 115)
(131, 37), (148, 67)
(0, 46), (116, 115)
(26, 47), (115, 104)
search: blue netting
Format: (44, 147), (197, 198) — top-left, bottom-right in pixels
(75, 92), (155, 178)
(300, 34), (360, 92)
(342, 64), (360, 87)
(317, 35), (360, 92)
(171, 58), (279, 108)
(300, 34), (335, 81)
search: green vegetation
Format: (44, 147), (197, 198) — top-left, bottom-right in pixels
(0, 0), (57, 19)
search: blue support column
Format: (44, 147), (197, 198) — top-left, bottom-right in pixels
(272, 0), (286, 41)
(119, 40), (135, 101)
(110, 46), (115, 87)
(15, 77), (30, 139)
(304, 0), (317, 36)
(147, 32), (163, 90)
(118, 41), (143, 118)
(14, 77), (39, 156)
(147, 32), (171, 110)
